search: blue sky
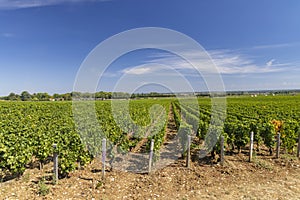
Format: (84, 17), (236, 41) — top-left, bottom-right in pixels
(1, 0), (300, 95)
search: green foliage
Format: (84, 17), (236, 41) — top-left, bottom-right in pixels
(38, 178), (49, 196)
(0, 101), (91, 176)
(261, 122), (276, 150)
(234, 124), (250, 152)
(281, 120), (299, 153)
(172, 102), (181, 129)
(1, 95), (300, 179)
(178, 122), (192, 157)
(0, 99), (170, 177)
(196, 95), (300, 155)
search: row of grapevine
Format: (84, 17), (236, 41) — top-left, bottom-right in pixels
(1, 95), (299, 179)
(173, 95), (300, 156)
(0, 99), (171, 178)
(223, 96), (300, 154)
(0, 102), (92, 177)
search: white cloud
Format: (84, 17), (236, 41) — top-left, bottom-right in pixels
(252, 43), (299, 49)
(209, 50), (287, 74)
(120, 49), (294, 76)
(0, 0), (109, 10)
(266, 59), (275, 67)
(209, 50), (292, 74)
(109, 48), (300, 92)
(122, 66), (154, 75)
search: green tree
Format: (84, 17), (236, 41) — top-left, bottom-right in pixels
(7, 92), (20, 101)
(20, 91), (32, 101)
(63, 93), (72, 101)
(35, 93), (50, 101)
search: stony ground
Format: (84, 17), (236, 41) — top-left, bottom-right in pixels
(1, 151), (300, 200)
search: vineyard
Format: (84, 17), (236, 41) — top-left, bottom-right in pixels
(1, 95), (300, 183)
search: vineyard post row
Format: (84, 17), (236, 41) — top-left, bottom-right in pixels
(49, 128), (298, 183)
(172, 100), (300, 164)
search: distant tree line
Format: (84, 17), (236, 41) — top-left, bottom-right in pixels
(1, 90), (299, 101)
(0, 91), (72, 101)
(0, 91), (176, 101)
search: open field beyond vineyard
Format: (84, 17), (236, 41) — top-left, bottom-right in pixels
(1, 95), (300, 199)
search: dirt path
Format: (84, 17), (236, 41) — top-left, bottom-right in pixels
(152, 104), (182, 171)
(107, 104), (182, 173)
(1, 154), (299, 200)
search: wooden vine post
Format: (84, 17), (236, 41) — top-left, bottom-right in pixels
(276, 132), (280, 159)
(220, 135), (225, 165)
(53, 143), (58, 184)
(148, 139), (155, 174)
(186, 135), (191, 168)
(249, 131), (254, 162)
(297, 132), (300, 158)
(102, 138), (106, 179)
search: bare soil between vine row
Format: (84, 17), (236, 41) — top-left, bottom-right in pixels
(1, 153), (300, 200)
